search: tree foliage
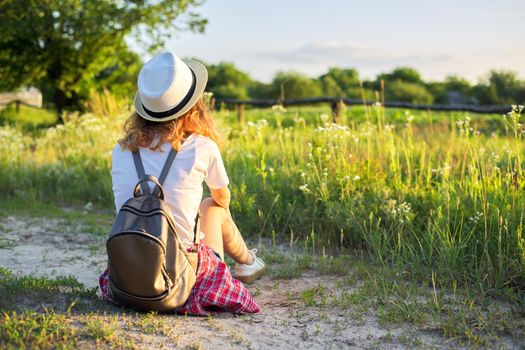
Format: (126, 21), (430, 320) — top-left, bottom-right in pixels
(206, 62), (252, 99)
(269, 72), (322, 100)
(203, 62), (524, 106)
(0, 0), (206, 117)
(2, 0), (523, 115)
(384, 80), (434, 104)
(378, 67), (424, 85)
(475, 70), (525, 105)
(319, 67), (361, 98)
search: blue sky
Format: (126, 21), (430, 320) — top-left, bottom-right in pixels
(153, 0), (524, 82)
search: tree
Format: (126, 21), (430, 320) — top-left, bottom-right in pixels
(379, 67), (424, 85)
(384, 80), (434, 104)
(440, 76), (476, 104)
(318, 67), (360, 97)
(269, 72), (322, 100)
(474, 70), (525, 105)
(88, 49), (143, 100)
(0, 0), (207, 119)
(319, 75), (342, 97)
(372, 67), (433, 103)
(425, 81), (446, 104)
(248, 81), (273, 99)
(206, 62), (253, 99)
(443, 76), (472, 95)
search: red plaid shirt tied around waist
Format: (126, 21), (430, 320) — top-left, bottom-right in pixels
(99, 243), (260, 316)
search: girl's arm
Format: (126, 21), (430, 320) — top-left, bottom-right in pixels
(210, 187), (230, 209)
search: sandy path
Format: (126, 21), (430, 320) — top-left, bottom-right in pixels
(0, 215), (513, 349)
(0, 216), (106, 288)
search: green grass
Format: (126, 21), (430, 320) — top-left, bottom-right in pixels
(0, 103), (57, 130)
(0, 237), (15, 249)
(84, 317), (116, 341)
(0, 197), (114, 237)
(0, 268), (104, 349)
(0, 103), (524, 305)
(0, 243), (523, 348)
(280, 255), (524, 347)
(0, 267), (98, 312)
(218, 104), (506, 132)
(367, 275), (525, 347)
(0, 309), (78, 350)
(132, 312), (172, 336)
(0, 268), (144, 349)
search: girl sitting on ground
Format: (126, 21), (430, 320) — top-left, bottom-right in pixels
(99, 51), (266, 315)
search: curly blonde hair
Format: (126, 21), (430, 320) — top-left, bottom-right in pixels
(119, 99), (221, 151)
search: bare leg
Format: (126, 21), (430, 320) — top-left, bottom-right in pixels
(199, 198), (254, 265)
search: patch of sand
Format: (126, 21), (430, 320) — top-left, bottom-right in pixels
(0, 216), (106, 288)
(0, 216), (517, 349)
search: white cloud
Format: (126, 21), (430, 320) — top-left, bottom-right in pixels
(253, 42), (525, 82)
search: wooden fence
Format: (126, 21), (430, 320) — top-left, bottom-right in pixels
(0, 99), (39, 113)
(214, 97), (513, 124)
(0, 89), (42, 109)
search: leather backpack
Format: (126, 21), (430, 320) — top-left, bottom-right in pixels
(106, 147), (199, 312)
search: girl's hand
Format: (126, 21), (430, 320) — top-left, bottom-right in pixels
(210, 186), (230, 209)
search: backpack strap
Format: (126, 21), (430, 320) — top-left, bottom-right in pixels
(132, 150), (149, 195)
(153, 147), (177, 196)
(132, 147), (178, 196)
(158, 147), (177, 186)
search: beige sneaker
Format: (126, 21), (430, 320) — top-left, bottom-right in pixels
(233, 249), (266, 284)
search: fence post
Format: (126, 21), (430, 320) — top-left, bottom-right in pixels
(331, 99), (345, 124)
(236, 104), (245, 125)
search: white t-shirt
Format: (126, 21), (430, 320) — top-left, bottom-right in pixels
(111, 134), (229, 245)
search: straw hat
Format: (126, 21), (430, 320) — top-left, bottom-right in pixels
(134, 51), (208, 122)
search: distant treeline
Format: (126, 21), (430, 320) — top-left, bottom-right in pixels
(3, 1), (523, 120)
(9, 52), (525, 112)
(205, 63), (525, 106)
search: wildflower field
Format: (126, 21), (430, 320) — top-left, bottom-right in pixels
(1, 103), (524, 302)
(1, 102), (525, 348)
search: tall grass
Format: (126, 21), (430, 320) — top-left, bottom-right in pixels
(0, 103), (57, 130)
(0, 103), (523, 297)
(86, 88), (130, 118)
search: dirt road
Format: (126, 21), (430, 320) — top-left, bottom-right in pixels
(0, 215), (520, 349)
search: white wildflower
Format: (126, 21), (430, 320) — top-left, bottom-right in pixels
(468, 211), (483, 224)
(299, 184), (310, 193)
(257, 119), (268, 127)
(271, 104), (286, 113)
